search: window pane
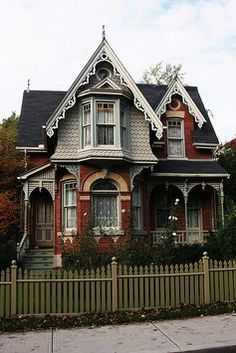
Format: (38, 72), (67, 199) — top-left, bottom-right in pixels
(65, 207), (77, 228)
(168, 139), (183, 156)
(133, 207), (140, 229)
(188, 209), (199, 228)
(83, 103), (91, 124)
(98, 126), (114, 144)
(168, 125), (181, 138)
(83, 125), (91, 146)
(65, 189), (76, 206)
(93, 180), (117, 191)
(97, 103), (114, 123)
(92, 195), (118, 228)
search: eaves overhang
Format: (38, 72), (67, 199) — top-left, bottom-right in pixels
(151, 172), (230, 178)
(17, 162), (52, 181)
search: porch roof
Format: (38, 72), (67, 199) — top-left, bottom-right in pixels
(152, 160), (229, 177)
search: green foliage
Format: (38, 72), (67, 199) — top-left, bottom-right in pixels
(62, 229), (112, 270)
(218, 144), (236, 204)
(195, 204), (236, 261)
(0, 113), (24, 269)
(141, 62), (185, 85)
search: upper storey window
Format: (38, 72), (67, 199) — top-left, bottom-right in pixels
(82, 103), (91, 147)
(167, 119), (184, 157)
(97, 102), (115, 145)
(81, 99), (129, 149)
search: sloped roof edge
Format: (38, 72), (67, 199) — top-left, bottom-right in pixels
(155, 76), (206, 128)
(45, 39), (163, 139)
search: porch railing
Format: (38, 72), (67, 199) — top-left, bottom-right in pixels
(17, 232), (30, 260)
(151, 230), (211, 245)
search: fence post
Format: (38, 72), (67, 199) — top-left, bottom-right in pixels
(111, 257), (118, 312)
(202, 251), (210, 304)
(11, 260), (17, 316)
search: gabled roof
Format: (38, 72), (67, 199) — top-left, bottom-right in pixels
(138, 84), (219, 145)
(17, 83), (219, 148)
(45, 38), (163, 139)
(17, 90), (66, 148)
(154, 76), (206, 128)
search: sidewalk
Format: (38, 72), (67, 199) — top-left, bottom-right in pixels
(1, 313), (236, 353)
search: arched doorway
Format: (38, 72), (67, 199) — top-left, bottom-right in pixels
(30, 188), (54, 248)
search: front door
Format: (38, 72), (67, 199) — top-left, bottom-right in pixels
(35, 191), (54, 248)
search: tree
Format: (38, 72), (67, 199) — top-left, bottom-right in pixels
(217, 142), (236, 204)
(0, 113), (25, 268)
(141, 62), (185, 85)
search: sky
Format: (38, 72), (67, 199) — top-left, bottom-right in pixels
(0, 0), (236, 142)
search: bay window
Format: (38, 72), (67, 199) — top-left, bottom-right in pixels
(167, 119), (184, 157)
(63, 181), (77, 232)
(81, 99), (129, 149)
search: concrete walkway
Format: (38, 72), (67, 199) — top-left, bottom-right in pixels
(1, 313), (236, 353)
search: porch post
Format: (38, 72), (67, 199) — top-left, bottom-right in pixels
(184, 180), (188, 243)
(220, 181), (224, 226)
(23, 182), (29, 235)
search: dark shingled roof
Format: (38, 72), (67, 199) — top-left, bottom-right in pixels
(17, 84), (218, 148)
(137, 84), (219, 145)
(153, 160), (228, 176)
(17, 90), (66, 147)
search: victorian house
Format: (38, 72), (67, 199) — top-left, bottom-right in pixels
(16, 34), (228, 269)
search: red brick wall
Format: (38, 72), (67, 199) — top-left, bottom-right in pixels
(55, 163), (132, 254)
(27, 153), (50, 169)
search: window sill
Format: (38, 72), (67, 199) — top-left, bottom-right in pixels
(93, 228), (124, 236)
(62, 229), (77, 237)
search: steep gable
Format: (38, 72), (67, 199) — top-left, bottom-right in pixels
(45, 38), (163, 140)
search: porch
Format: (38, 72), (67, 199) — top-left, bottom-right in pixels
(151, 229), (213, 245)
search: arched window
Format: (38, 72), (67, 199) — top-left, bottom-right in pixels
(91, 180), (119, 229)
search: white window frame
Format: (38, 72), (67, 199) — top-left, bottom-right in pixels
(132, 184), (143, 230)
(62, 180), (77, 234)
(167, 118), (185, 158)
(91, 180), (120, 232)
(120, 103), (128, 149)
(96, 101), (116, 146)
(82, 102), (91, 147)
(80, 98), (129, 150)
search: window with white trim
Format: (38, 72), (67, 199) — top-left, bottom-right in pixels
(120, 104), (127, 148)
(63, 181), (77, 231)
(81, 99), (129, 149)
(167, 119), (184, 157)
(96, 102), (115, 145)
(82, 103), (91, 147)
(132, 184), (143, 230)
(91, 180), (119, 229)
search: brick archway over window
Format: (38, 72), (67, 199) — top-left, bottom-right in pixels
(82, 171), (128, 192)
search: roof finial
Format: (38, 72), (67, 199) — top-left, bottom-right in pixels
(102, 25), (106, 39)
(27, 79), (30, 93)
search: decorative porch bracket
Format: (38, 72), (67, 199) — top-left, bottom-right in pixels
(130, 165), (151, 189)
(58, 164), (80, 189)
